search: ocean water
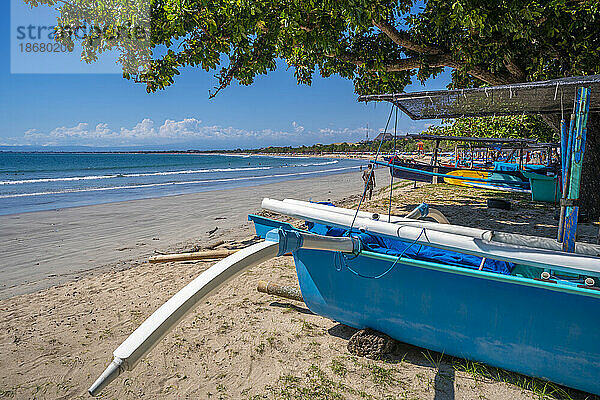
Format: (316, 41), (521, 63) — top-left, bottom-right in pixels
(0, 152), (364, 215)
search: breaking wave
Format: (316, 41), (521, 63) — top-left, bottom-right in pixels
(0, 166), (359, 199)
(0, 166), (272, 185)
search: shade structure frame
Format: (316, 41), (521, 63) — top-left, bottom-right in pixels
(358, 75), (600, 121)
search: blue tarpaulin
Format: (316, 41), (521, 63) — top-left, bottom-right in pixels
(307, 222), (514, 275)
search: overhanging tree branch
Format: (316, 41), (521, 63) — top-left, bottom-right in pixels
(372, 19), (443, 55)
(334, 51), (512, 85)
(465, 65), (513, 85)
(381, 54), (453, 71)
(371, 19), (523, 85)
(503, 56), (525, 80)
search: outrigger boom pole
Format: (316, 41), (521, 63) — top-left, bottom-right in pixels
(89, 230), (359, 396)
(281, 199), (600, 257)
(88, 240), (279, 396)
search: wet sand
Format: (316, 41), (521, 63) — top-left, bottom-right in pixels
(0, 170), (367, 299)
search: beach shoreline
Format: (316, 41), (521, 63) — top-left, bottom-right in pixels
(0, 169), (371, 300)
(218, 151), (377, 160)
(0, 153), (366, 216)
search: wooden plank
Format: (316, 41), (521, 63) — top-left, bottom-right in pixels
(557, 96), (579, 242)
(149, 249), (238, 263)
(562, 87), (591, 252)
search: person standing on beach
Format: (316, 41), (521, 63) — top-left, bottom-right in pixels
(362, 164), (376, 200)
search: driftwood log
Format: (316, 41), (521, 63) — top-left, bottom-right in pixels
(148, 249), (237, 263)
(257, 281), (304, 302)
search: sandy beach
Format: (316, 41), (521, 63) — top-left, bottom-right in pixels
(0, 170), (366, 300)
(1, 169), (598, 400)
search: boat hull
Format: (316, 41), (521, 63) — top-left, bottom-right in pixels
(443, 169), (489, 186)
(293, 248), (600, 396)
(386, 159), (456, 183)
(385, 158), (532, 191)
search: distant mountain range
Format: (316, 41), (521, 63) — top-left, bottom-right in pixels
(0, 145), (206, 153)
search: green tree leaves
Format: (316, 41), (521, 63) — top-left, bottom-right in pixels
(26, 0), (600, 96)
(428, 115), (557, 143)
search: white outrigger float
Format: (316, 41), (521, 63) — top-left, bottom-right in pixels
(90, 76), (600, 396)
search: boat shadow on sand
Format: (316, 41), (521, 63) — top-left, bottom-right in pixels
(267, 293), (597, 399)
(327, 323), (597, 400)
(269, 300), (314, 315)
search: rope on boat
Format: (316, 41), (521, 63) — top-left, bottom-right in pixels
(387, 107), (398, 222)
(341, 228), (427, 279)
(350, 103), (395, 231)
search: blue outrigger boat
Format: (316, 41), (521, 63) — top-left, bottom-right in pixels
(382, 134), (558, 194)
(88, 76), (600, 397)
(252, 199), (600, 396)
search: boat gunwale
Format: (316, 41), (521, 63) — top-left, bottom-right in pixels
(357, 249), (600, 300)
(249, 214), (600, 300)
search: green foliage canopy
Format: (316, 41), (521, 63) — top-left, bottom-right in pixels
(25, 0), (600, 96)
(427, 116), (557, 143)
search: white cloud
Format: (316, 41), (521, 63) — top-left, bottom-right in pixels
(10, 118), (367, 149)
(291, 121), (304, 133)
(119, 119), (156, 139)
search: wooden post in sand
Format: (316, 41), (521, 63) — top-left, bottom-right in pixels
(431, 139), (440, 184)
(257, 280), (304, 302)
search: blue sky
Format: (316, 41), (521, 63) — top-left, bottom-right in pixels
(1, 1), (450, 150)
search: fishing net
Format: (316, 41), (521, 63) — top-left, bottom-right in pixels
(358, 75), (600, 120)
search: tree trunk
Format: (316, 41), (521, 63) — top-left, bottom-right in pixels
(580, 113), (600, 222)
